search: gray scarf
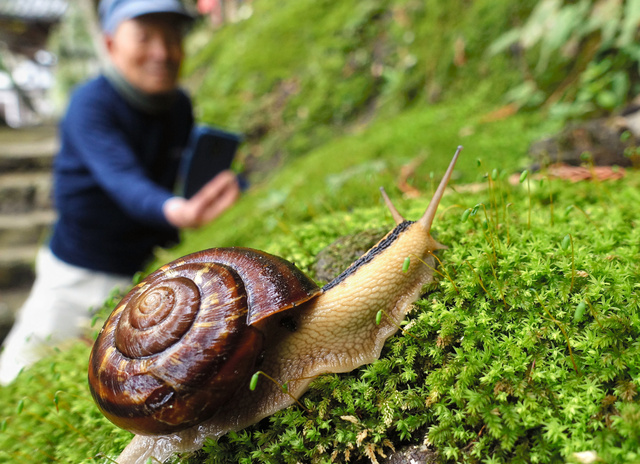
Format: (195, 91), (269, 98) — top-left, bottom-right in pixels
(104, 65), (177, 115)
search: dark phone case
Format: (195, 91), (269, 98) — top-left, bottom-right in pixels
(177, 126), (242, 198)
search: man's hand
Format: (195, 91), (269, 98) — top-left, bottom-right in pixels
(163, 170), (240, 228)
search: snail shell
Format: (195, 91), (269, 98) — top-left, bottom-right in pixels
(88, 247), (320, 435)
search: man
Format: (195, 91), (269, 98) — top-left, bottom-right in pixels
(0, 0), (240, 385)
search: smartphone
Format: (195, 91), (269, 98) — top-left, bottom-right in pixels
(177, 125), (242, 199)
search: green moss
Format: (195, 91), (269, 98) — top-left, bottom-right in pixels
(188, 172), (640, 464)
(0, 342), (132, 463)
(3, 170), (639, 463)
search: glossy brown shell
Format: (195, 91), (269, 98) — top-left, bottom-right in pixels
(88, 247), (321, 435)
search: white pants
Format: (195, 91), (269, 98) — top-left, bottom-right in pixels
(0, 247), (132, 385)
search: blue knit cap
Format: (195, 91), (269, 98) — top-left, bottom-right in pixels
(99, 0), (194, 34)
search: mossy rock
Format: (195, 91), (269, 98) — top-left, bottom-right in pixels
(313, 226), (388, 284)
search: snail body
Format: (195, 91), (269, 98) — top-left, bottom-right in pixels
(89, 149), (461, 464)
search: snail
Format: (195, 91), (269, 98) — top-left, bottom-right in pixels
(88, 148), (461, 464)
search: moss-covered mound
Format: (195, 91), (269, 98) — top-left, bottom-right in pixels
(194, 170), (640, 464)
(2, 169), (640, 463)
(2, 0), (640, 462)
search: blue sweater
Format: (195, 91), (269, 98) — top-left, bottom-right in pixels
(49, 75), (194, 276)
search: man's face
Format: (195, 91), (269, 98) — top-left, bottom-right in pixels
(105, 13), (185, 94)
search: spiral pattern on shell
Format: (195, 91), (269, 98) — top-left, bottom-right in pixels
(88, 248), (321, 435)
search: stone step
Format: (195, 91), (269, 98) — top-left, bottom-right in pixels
(0, 125), (58, 345)
(0, 146), (56, 172)
(0, 126), (58, 173)
(0, 244), (37, 289)
(0, 172), (53, 213)
(0, 210), (56, 247)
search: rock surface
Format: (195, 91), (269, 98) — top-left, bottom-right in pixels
(381, 444), (439, 464)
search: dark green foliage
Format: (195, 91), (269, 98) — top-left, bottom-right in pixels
(489, 0), (640, 120)
(185, 0), (537, 177)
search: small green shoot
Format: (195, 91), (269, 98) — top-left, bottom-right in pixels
(574, 301), (586, 323)
(249, 371), (309, 412)
(426, 252), (459, 294)
(249, 372), (260, 391)
(374, 309), (422, 342)
(585, 298), (604, 329)
(16, 399), (24, 415)
(464, 260), (495, 302)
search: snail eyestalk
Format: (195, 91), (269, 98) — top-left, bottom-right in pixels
(419, 146), (462, 231)
(380, 187), (404, 225)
